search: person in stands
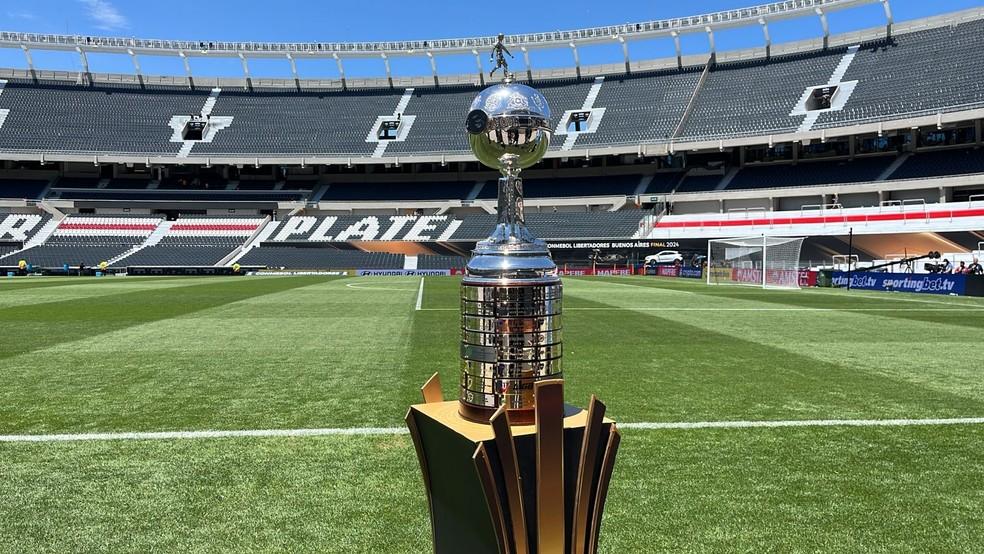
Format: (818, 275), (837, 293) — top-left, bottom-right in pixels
(941, 258), (953, 273)
(968, 257), (983, 275)
(953, 261), (967, 274)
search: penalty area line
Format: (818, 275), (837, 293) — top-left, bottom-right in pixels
(2, 417), (984, 443)
(415, 277), (424, 311)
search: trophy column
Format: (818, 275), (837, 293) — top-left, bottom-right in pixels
(459, 155), (563, 425)
(406, 74), (621, 554)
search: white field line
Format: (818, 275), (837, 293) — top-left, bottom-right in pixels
(415, 277), (424, 311)
(3, 417), (983, 443)
(805, 287), (984, 308)
(344, 282), (416, 292)
(0, 428), (407, 443)
(620, 417), (984, 430)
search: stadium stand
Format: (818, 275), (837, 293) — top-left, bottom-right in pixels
(478, 175), (642, 199)
(726, 156), (896, 190)
(237, 247), (404, 269)
(888, 148), (984, 181)
(0, 179), (49, 199)
(120, 217), (264, 267)
(0, 8), (983, 273)
(321, 180), (475, 201)
(578, 69), (702, 146)
(121, 235), (245, 266)
(2, 14), (982, 159)
(416, 254), (467, 269)
(815, 18), (984, 128)
(51, 187), (306, 202)
(674, 173), (724, 193)
(3, 215), (161, 267)
(0, 213), (53, 243)
(0, 81), (208, 155)
(194, 88), (394, 156)
(679, 49), (846, 139)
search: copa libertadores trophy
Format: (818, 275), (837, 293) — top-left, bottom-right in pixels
(406, 56), (620, 554)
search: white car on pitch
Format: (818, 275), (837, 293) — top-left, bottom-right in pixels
(644, 250), (684, 265)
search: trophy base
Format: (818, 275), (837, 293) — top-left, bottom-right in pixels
(457, 402), (535, 425)
(407, 396), (620, 554)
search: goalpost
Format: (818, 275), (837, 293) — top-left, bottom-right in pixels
(706, 236), (805, 289)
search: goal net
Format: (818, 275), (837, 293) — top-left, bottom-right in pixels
(707, 236), (805, 289)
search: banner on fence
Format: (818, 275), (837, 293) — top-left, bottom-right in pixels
(799, 270), (818, 287)
(559, 267), (634, 276)
(731, 268), (801, 287)
(831, 271), (966, 295)
(680, 267), (703, 279)
(357, 269), (452, 276)
(643, 265), (703, 278)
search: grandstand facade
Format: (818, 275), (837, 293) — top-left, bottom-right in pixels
(1, 2), (983, 272)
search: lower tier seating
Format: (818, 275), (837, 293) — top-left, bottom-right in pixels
(238, 248), (405, 269)
(6, 236), (141, 267)
(416, 254), (467, 269)
(121, 237), (244, 267)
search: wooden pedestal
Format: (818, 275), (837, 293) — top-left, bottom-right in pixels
(406, 378), (620, 554)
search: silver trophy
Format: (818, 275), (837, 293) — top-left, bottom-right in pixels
(460, 76), (561, 424)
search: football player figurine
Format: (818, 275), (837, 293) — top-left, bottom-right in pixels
(489, 33), (514, 79)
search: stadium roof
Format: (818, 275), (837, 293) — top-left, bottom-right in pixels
(0, 0), (891, 83)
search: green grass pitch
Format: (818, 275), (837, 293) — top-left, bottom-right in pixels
(1, 275), (983, 552)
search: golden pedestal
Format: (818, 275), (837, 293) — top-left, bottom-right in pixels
(406, 376), (620, 554)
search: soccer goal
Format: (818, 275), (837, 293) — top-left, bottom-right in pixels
(707, 236), (805, 289)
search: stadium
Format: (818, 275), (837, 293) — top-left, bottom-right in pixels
(1, 0), (983, 551)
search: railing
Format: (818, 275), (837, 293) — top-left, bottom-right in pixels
(659, 200), (984, 231)
(831, 254), (859, 271)
(800, 203), (843, 214)
(0, 0), (869, 56)
(726, 207), (768, 219)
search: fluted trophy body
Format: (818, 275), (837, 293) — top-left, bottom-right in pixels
(460, 80), (562, 424)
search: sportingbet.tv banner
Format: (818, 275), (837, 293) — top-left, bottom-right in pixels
(831, 271), (966, 295)
(644, 265), (702, 278)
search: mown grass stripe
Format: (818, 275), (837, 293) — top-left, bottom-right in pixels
(0, 276), (336, 360)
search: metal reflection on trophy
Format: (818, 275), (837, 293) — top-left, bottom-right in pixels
(460, 77), (562, 424)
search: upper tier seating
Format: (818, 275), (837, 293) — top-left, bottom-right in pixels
(2, 16), (983, 158)
(816, 19), (984, 128)
(194, 88), (392, 156)
(680, 49), (846, 139)
(578, 69), (701, 146)
(0, 81), (207, 154)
